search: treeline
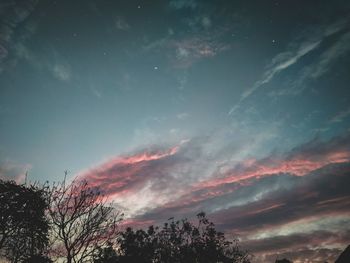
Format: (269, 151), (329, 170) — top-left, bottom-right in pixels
(0, 178), (251, 263)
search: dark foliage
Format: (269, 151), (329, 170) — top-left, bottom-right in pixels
(93, 242), (119, 263)
(1, 179), (252, 263)
(335, 245), (350, 263)
(0, 180), (49, 263)
(275, 259), (292, 263)
(22, 254), (53, 263)
(94, 212), (251, 263)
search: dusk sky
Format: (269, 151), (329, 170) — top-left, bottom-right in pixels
(1, 1), (350, 262)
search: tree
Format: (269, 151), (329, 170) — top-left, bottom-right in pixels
(105, 212), (251, 263)
(275, 259), (292, 263)
(22, 255), (53, 263)
(93, 242), (118, 263)
(336, 245), (350, 263)
(0, 179), (49, 263)
(47, 178), (123, 263)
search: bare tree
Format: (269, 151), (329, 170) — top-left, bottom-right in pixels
(47, 176), (122, 263)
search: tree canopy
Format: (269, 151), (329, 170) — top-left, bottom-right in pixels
(0, 179), (49, 263)
(47, 178), (122, 263)
(1, 179), (251, 263)
(94, 212), (251, 263)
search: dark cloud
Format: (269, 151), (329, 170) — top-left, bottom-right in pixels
(255, 247), (344, 263)
(244, 230), (347, 253)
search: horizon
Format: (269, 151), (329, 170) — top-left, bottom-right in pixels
(1, 1), (350, 262)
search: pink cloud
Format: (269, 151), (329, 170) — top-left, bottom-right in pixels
(195, 148), (350, 189)
(74, 134), (350, 262)
(77, 145), (180, 196)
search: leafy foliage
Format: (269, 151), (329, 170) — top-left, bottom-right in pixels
(1, 179), (251, 263)
(0, 179), (49, 263)
(93, 242), (118, 263)
(95, 212), (251, 263)
(22, 254), (53, 263)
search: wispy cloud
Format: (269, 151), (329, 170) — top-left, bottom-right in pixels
(115, 16), (130, 31)
(0, 160), (32, 183)
(171, 35), (229, 68)
(76, 131), (350, 261)
(169, 0), (197, 10)
(143, 33), (230, 68)
(76, 143), (190, 216)
(51, 63), (71, 81)
(329, 107), (350, 124)
(243, 229), (350, 263)
(229, 18), (350, 114)
(176, 112), (189, 120)
(311, 30), (350, 78)
(0, 0), (38, 73)
(143, 4), (229, 69)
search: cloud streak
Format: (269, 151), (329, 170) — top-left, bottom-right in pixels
(76, 132), (350, 262)
(0, 0), (38, 73)
(229, 18), (350, 114)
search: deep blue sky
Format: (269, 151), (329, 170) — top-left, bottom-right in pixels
(1, 1), (350, 262)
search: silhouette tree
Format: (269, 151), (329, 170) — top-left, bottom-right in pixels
(0, 179), (49, 263)
(93, 242), (118, 263)
(335, 245), (350, 263)
(94, 212), (251, 263)
(47, 178), (122, 263)
(275, 259), (292, 263)
(22, 255), (53, 263)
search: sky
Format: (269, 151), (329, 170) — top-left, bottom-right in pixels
(0, 0), (350, 262)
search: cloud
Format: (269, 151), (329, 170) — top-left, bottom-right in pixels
(329, 107), (350, 124)
(0, 160), (32, 183)
(244, 230), (348, 263)
(76, 142), (195, 216)
(51, 63), (71, 81)
(77, 132), (350, 243)
(142, 8), (229, 69)
(115, 16), (130, 31)
(169, 0), (197, 10)
(229, 18), (350, 114)
(310, 31), (350, 79)
(243, 229), (350, 254)
(208, 164), (350, 232)
(143, 33), (229, 68)
(0, 1), (73, 81)
(261, 247), (344, 263)
(77, 132), (350, 262)
(176, 112), (189, 120)
(0, 0), (38, 73)
(170, 35), (230, 68)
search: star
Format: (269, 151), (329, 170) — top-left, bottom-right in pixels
(272, 39), (276, 43)
(154, 66), (158, 70)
